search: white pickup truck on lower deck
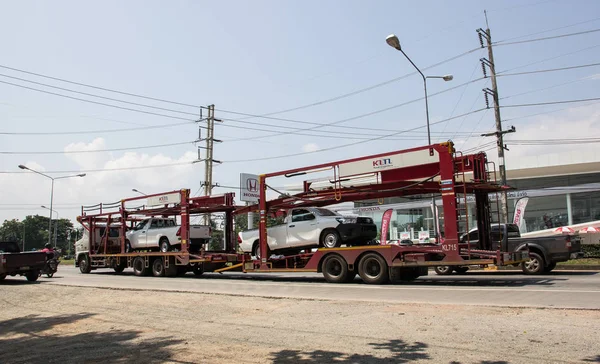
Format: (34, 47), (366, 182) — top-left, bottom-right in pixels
(126, 217), (211, 252)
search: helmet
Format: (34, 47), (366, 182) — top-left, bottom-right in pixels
(44, 243), (52, 249)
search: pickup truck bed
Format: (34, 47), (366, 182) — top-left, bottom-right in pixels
(0, 241), (47, 282)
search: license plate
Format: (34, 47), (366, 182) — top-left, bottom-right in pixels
(20, 266), (30, 270)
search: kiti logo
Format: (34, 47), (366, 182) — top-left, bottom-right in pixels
(372, 158), (393, 169)
(159, 196), (169, 202)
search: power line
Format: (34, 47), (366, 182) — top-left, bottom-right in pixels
(0, 73), (200, 117)
(215, 47), (481, 119)
(503, 97), (600, 108)
(0, 161), (197, 174)
(496, 16), (600, 43)
(0, 80), (198, 123)
(494, 28), (600, 46)
(0, 64), (202, 109)
(499, 43), (600, 74)
(501, 74), (596, 100)
(221, 77), (486, 142)
(221, 108), (487, 163)
(497, 62), (600, 77)
(0, 120), (193, 136)
(504, 100), (600, 122)
(0, 140), (197, 155)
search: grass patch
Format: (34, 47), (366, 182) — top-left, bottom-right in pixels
(557, 258), (600, 266)
(59, 259), (75, 266)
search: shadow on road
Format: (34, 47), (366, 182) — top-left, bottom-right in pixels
(85, 269), (573, 287)
(583, 354), (600, 362)
(0, 313), (190, 364)
(270, 339), (430, 363)
(0, 279), (42, 286)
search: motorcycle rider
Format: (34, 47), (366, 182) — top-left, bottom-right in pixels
(41, 243), (55, 259)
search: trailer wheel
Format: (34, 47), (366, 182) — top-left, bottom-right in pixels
(159, 238), (171, 253)
(78, 255), (92, 274)
(358, 253), (389, 284)
(25, 270), (39, 282)
(113, 260), (126, 273)
(453, 266), (470, 274)
(321, 254), (349, 283)
(192, 263), (204, 276)
(434, 266), (453, 275)
(521, 252), (544, 275)
(133, 256), (150, 276)
(321, 229), (341, 249)
(152, 258), (166, 277)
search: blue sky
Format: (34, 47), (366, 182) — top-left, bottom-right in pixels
(1, 0), (600, 223)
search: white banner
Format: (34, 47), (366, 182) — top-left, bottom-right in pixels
(240, 173), (260, 202)
(512, 197), (529, 233)
(147, 192), (181, 207)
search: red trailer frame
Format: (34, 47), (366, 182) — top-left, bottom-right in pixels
(234, 142), (527, 282)
(77, 190), (247, 275)
(75, 142), (528, 283)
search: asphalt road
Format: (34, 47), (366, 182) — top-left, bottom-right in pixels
(23, 265), (598, 310)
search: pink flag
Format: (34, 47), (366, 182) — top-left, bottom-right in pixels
(380, 209), (394, 245)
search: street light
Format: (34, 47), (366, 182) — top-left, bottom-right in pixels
(19, 164), (85, 247)
(385, 34), (453, 146)
(386, 33), (453, 243)
(41, 205), (58, 248)
(132, 188), (147, 196)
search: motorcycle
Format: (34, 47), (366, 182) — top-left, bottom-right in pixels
(40, 255), (60, 278)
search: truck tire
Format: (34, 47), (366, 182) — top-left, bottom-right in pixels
(252, 241), (270, 260)
(113, 259), (127, 273)
(159, 238), (171, 253)
(434, 266), (453, 275)
(192, 263), (204, 276)
(521, 252), (544, 275)
(321, 254), (349, 283)
(544, 261), (557, 273)
(453, 266), (470, 274)
(78, 255), (92, 274)
(321, 229), (341, 249)
(25, 270), (39, 282)
(358, 253), (389, 284)
(152, 258), (166, 277)
(133, 256), (150, 276)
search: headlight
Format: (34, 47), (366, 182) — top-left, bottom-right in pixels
(336, 217), (345, 224)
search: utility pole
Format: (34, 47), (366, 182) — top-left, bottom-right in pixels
(477, 13), (515, 224)
(197, 104), (222, 225)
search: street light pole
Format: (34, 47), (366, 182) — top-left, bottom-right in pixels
(132, 188), (147, 196)
(19, 165), (85, 246)
(41, 205), (58, 248)
(385, 34), (453, 242)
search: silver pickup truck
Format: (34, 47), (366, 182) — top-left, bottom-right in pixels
(126, 217), (211, 252)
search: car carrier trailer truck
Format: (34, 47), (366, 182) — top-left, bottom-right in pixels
(75, 142), (529, 284)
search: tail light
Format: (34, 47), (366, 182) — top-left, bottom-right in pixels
(237, 235), (242, 245)
(176, 227), (181, 236)
(566, 235), (572, 248)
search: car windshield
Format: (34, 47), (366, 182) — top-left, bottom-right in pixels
(312, 208), (339, 217)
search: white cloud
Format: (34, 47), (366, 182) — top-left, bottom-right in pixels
(64, 137), (109, 169)
(302, 143), (320, 152)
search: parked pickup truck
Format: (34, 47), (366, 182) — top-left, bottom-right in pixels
(126, 217), (211, 252)
(238, 207), (377, 258)
(0, 241), (47, 282)
(434, 223), (583, 275)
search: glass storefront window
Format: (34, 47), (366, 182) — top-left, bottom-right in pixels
(523, 195), (568, 232)
(572, 191), (600, 224)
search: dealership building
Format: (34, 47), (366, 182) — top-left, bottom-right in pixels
(335, 150), (600, 243)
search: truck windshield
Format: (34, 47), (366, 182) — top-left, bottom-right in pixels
(312, 208), (339, 217)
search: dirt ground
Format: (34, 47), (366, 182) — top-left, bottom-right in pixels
(1, 283), (599, 364)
